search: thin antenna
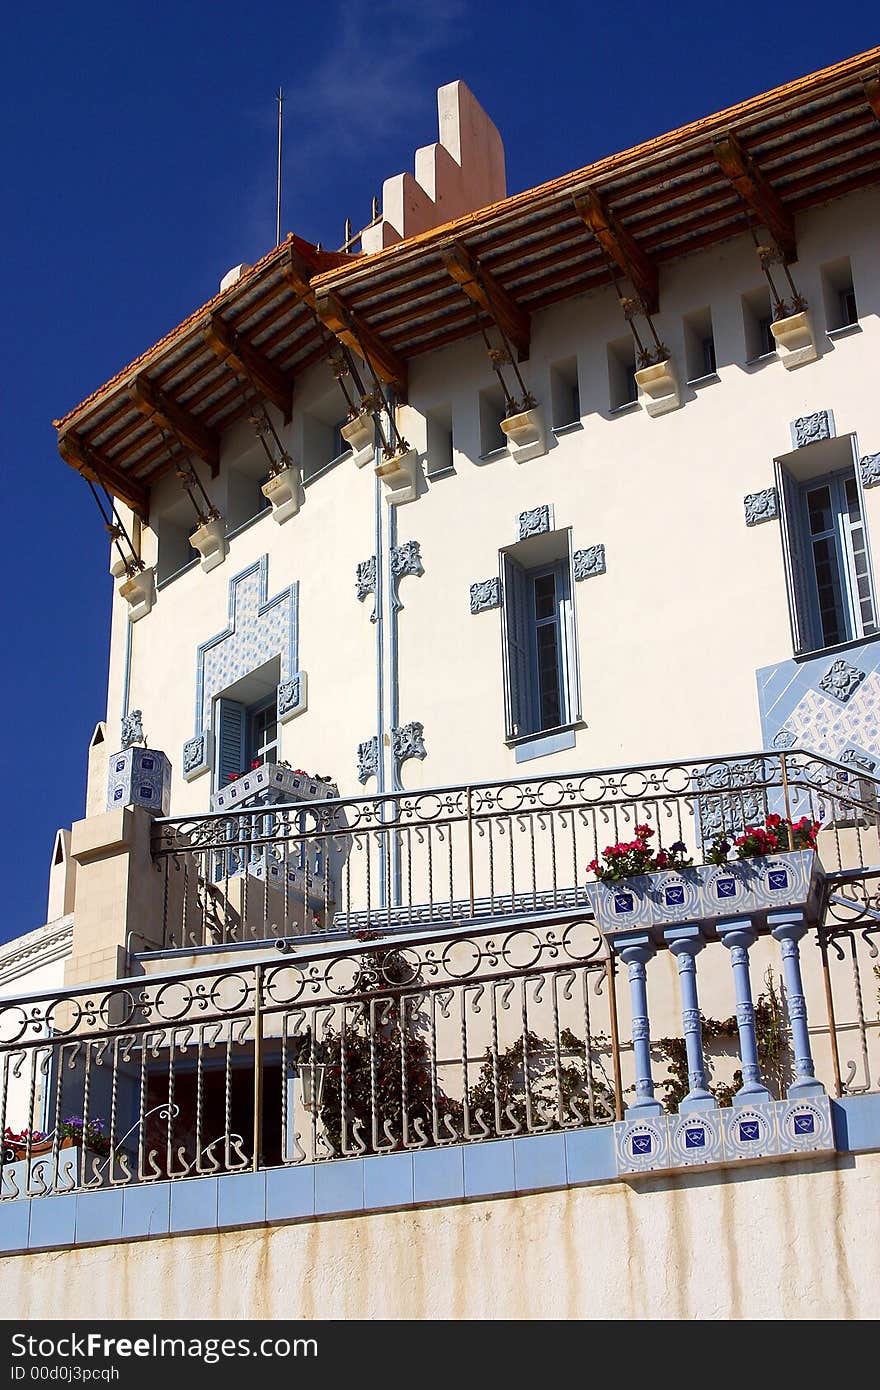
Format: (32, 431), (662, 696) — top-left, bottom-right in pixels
(275, 87), (284, 245)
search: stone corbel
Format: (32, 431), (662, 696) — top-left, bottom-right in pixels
(341, 411), (376, 467)
(501, 405), (547, 464)
(635, 358), (681, 416)
(119, 567), (156, 623)
(771, 312), (818, 370)
(189, 516), (229, 572)
(261, 463), (303, 524)
(376, 446), (420, 505)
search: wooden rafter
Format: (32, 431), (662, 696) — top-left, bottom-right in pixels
(127, 373), (220, 474)
(573, 188), (659, 314)
(58, 430), (149, 517)
(314, 289), (408, 394)
(439, 241), (530, 360)
(865, 71), (880, 123)
(712, 130), (797, 263)
(203, 315), (293, 421)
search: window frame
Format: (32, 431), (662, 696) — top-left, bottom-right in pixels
(776, 439), (879, 656)
(500, 530), (581, 743)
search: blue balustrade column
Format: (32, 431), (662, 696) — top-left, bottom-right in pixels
(663, 925), (716, 1113)
(768, 912), (825, 1099)
(718, 919), (770, 1105)
(615, 932), (663, 1117)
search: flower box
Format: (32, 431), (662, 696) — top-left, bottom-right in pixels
(634, 358), (681, 417)
(261, 464), (302, 524)
(500, 406), (547, 463)
(341, 411), (375, 467)
(770, 311), (818, 370)
(118, 566), (155, 622)
(587, 850), (823, 941)
(189, 516), (228, 572)
(376, 447), (419, 505)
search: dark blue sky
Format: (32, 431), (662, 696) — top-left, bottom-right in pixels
(1, 2), (877, 942)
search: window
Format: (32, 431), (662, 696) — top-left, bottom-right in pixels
(502, 541), (580, 740)
(743, 288), (775, 361)
(216, 693), (279, 785)
(479, 386), (507, 455)
(684, 308), (717, 382)
(822, 256), (859, 331)
(426, 406), (454, 476)
(550, 357), (581, 429)
(778, 455), (878, 654)
(608, 338), (638, 410)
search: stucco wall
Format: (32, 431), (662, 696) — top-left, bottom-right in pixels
(2, 1151), (876, 1319)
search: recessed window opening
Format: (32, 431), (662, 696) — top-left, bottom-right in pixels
(822, 256), (859, 331)
(501, 529), (580, 742)
(608, 337), (638, 410)
(303, 389), (351, 481)
(426, 406), (454, 475)
(743, 287), (776, 362)
(213, 657), (281, 788)
(684, 307), (717, 382)
(479, 385), (507, 455)
(550, 357), (581, 428)
(154, 491), (199, 584)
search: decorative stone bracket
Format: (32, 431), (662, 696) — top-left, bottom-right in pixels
(376, 447), (419, 505)
(341, 412), (376, 468)
(189, 516), (229, 572)
(634, 358), (681, 417)
(119, 567), (156, 623)
(261, 464), (303, 524)
(771, 311), (818, 370)
(501, 406), (547, 464)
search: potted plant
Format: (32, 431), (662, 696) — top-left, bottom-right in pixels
(586, 815), (823, 937)
(189, 510), (228, 571)
(261, 456), (302, 524)
(500, 396), (547, 463)
(341, 409), (376, 466)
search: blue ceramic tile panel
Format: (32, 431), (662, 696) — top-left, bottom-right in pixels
(218, 1171), (267, 1228)
(463, 1139), (516, 1198)
(266, 1165), (315, 1222)
(121, 1183), (171, 1239)
(169, 1176), (218, 1233)
(29, 1193), (76, 1249)
(514, 1133), (567, 1192)
(0, 1199), (30, 1252)
(75, 1189), (124, 1245)
(314, 1159), (364, 1215)
(412, 1146), (465, 1204)
(757, 640), (880, 763)
(832, 1095), (880, 1152)
(564, 1126), (617, 1186)
(363, 1152), (414, 1210)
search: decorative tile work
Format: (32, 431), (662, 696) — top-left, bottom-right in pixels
(517, 504), (553, 540)
(573, 545), (606, 581)
(106, 748), (172, 816)
(120, 709), (144, 749)
(757, 642), (880, 773)
(790, 409), (834, 449)
(667, 1110), (724, 1168)
(744, 488), (779, 526)
(355, 557), (376, 602)
(470, 578), (501, 614)
(357, 736), (379, 785)
(392, 721), (427, 767)
(860, 453), (880, 489)
(840, 745), (877, 773)
(614, 1116), (670, 1175)
(183, 557), (301, 781)
(819, 659), (866, 703)
(390, 540), (422, 612)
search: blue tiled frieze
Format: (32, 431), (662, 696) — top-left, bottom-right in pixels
(183, 557), (302, 781)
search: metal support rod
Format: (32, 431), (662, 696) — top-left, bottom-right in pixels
(466, 786), (476, 919)
(819, 927), (844, 1097)
(252, 963), (263, 1172)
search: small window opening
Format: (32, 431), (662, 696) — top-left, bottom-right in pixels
(550, 357), (581, 429)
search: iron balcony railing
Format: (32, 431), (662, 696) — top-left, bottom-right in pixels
(152, 747), (880, 950)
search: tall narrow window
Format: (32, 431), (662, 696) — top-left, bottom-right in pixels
(502, 547), (579, 740)
(822, 256), (859, 332)
(684, 307), (717, 383)
(215, 693), (279, 785)
(778, 459), (878, 654)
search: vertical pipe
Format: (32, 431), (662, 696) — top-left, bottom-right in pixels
(275, 89), (284, 246)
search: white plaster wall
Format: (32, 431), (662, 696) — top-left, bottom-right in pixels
(2, 1152), (877, 1319)
(99, 187), (880, 816)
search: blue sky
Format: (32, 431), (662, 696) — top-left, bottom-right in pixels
(1, 1), (877, 942)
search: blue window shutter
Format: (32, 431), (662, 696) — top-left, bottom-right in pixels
(776, 463), (816, 655)
(502, 553), (534, 736)
(216, 699), (246, 786)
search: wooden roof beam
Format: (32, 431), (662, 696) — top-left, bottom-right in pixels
(203, 315), (293, 422)
(573, 188), (659, 314)
(58, 430), (149, 518)
(865, 71), (880, 123)
(314, 289), (408, 394)
(439, 241), (530, 360)
(712, 130), (797, 263)
(128, 373), (220, 474)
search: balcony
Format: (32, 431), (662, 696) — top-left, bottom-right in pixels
(0, 747), (878, 1252)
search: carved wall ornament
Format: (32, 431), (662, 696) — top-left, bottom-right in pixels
(790, 410), (835, 450)
(517, 504), (553, 541)
(392, 721), (427, 766)
(120, 709), (145, 749)
(355, 556), (377, 602)
(183, 734), (208, 777)
(357, 736), (379, 785)
(470, 577), (501, 614)
(278, 674), (307, 722)
(818, 659), (866, 704)
(390, 540), (423, 612)
(772, 729), (796, 750)
(573, 545), (606, 581)
(744, 488), (779, 526)
(859, 453), (880, 490)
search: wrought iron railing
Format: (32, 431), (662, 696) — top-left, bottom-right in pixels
(152, 748), (880, 950)
(0, 883), (876, 1201)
